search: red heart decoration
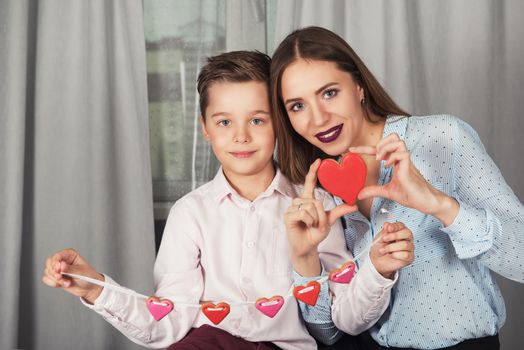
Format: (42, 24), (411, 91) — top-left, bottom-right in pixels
(146, 296), (174, 321)
(293, 281), (321, 306)
(201, 302), (231, 325)
(317, 153), (367, 205)
(329, 261), (356, 284)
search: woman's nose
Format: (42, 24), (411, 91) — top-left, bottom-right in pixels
(310, 102), (330, 126)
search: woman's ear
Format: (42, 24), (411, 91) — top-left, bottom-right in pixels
(200, 115), (210, 141)
(357, 85), (365, 103)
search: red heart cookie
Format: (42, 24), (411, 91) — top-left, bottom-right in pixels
(201, 302), (231, 325)
(146, 296), (174, 321)
(317, 153), (367, 205)
(293, 281), (321, 306)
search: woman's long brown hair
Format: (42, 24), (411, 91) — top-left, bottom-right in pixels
(270, 26), (409, 184)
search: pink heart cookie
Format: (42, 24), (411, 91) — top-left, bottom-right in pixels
(329, 262), (356, 284)
(147, 296), (174, 321)
(255, 296), (284, 318)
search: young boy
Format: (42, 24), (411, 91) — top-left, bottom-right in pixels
(42, 51), (411, 349)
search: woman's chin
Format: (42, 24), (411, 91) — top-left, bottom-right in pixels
(316, 141), (349, 157)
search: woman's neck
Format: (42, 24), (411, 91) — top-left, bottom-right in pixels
(353, 115), (386, 148)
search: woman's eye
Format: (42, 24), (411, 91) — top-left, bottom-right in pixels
(218, 119), (231, 127)
(251, 118), (264, 125)
(323, 88), (338, 99)
(290, 102), (304, 112)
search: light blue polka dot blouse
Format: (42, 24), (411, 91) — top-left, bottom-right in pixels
(295, 115), (524, 349)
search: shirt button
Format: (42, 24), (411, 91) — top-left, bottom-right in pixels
(247, 241), (255, 248)
(250, 205), (255, 212)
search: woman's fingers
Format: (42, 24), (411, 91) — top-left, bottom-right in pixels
(349, 146), (376, 155)
(285, 207), (316, 228)
(357, 184), (388, 200)
(376, 133), (401, 150)
(376, 140), (408, 161)
(303, 159), (321, 199)
(384, 151), (410, 168)
(291, 199), (325, 227)
(327, 204), (358, 226)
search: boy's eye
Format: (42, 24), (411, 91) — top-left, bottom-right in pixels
(217, 119), (231, 127)
(289, 102), (304, 113)
(323, 88), (338, 99)
(251, 118), (264, 125)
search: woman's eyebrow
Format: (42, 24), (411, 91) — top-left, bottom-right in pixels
(284, 82), (338, 105)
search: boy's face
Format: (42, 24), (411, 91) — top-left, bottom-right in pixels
(201, 81), (275, 181)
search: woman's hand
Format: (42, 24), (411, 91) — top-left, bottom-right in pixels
(350, 133), (459, 226)
(285, 159), (357, 276)
(369, 222), (415, 278)
(42, 248), (104, 304)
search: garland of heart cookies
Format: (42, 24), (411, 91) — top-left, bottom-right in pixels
(64, 154), (380, 325)
(63, 259), (358, 325)
(64, 236), (382, 325)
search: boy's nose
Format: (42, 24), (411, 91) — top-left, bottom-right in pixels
(233, 128), (250, 143)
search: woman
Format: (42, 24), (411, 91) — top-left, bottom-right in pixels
(271, 26), (524, 350)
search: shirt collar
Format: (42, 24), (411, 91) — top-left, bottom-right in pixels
(382, 115), (409, 140)
(210, 167), (295, 203)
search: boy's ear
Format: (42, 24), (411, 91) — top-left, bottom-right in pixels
(200, 115), (210, 141)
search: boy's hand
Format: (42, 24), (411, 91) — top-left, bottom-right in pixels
(370, 222), (414, 279)
(284, 159), (357, 276)
(42, 248), (104, 304)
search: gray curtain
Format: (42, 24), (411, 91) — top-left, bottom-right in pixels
(273, 0), (524, 349)
(0, 1), (155, 349)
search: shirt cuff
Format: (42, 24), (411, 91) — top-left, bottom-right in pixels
(440, 200), (493, 259)
(80, 274), (119, 313)
(293, 267), (331, 324)
(359, 253), (398, 288)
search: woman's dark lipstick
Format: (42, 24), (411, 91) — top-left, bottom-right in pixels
(315, 124), (343, 143)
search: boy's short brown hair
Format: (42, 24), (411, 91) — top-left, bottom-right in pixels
(197, 50), (271, 119)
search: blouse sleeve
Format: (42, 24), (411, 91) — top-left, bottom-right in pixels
(293, 191), (397, 345)
(440, 118), (524, 282)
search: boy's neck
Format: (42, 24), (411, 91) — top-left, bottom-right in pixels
(223, 163), (276, 202)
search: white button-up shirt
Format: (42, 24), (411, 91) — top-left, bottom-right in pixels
(83, 168), (395, 349)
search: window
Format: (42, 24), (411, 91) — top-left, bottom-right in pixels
(144, 0), (268, 219)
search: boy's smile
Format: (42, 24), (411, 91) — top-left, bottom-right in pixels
(230, 151), (256, 158)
